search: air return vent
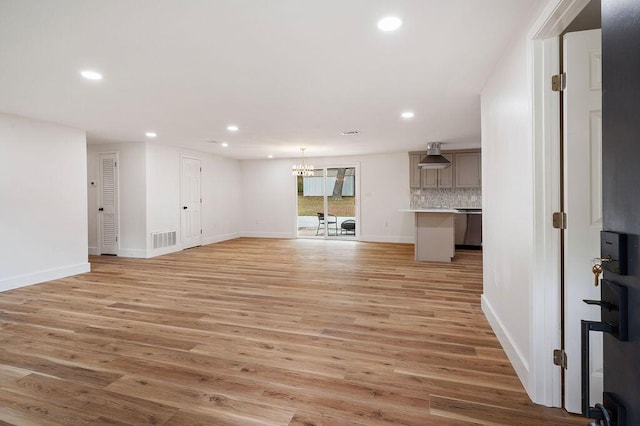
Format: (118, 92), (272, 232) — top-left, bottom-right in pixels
(152, 231), (177, 249)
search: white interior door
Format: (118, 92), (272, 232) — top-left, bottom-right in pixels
(99, 153), (119, 255)
(563, 28), (602, 413)
(181, 156), (202, 249)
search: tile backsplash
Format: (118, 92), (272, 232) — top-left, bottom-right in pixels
(410, 187), (482, 209)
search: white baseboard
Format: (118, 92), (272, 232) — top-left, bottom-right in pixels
(481, 294), (530, 392)
(359, 235), (414, 244)
(0, 262), (91, 293)
(240, 231), (295, 239)
(202, 232), (240, 245)
(146, 246), (179, 258)
(88, 246), (99, 255)
(144, 233), (242, 258)
(117, 248), (148, 258)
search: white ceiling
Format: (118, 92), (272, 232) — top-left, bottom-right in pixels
(0, 0), (536, 160)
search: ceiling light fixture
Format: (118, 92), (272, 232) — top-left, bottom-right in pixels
(221, 142), (229, 147)
(377, 16), (402, 32)
(145, 132), (157, 138)
(227, 125), (239, 132)
(80, 70), (103, 80)
(292, 148), (314, 176)
(401, 111), (415, 119)
(268, 154), (274, 159)
(340, 130), (360, 136)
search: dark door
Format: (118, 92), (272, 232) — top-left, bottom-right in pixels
(601, 0), (640, 423)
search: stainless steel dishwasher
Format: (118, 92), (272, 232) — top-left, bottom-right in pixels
(454, 208), (482, 249)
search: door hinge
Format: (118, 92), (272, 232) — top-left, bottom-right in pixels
(552, 211), (567, 229)
(200, 229), (203, 234)
(200, 167), (202, 172)
(114, 161), (117, 167)
(553, 349), (567, 369)
(115, 236), (118, 242)
(551, 73), (566, 92)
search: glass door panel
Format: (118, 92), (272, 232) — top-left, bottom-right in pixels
(297, 169), (324, 237)
(296, 166), (357, 239)
(327, 167), (356, 238)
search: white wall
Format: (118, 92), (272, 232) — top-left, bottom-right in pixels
(87, 142), (147, 257)
(0, 112), (89, 290)
(240, 152), (414, 242)
(146, 143), (242, 256)
(480, 0), (547, 400)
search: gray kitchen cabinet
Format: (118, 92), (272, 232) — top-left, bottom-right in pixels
(455, 152), (481, 188)
(410, 152), (436, 188)
(410, 150), (480, 188)
(420, 167), (438, 188)
(437, 153), (454, 188)
(409, 153), (422, 188)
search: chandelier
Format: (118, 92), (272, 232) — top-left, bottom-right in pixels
(292, 148), (314, 176)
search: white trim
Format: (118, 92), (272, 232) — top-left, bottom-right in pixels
(242, 231), (295, 239)
(529, 0), (590, 40)
(88, 246), (99, 256)
(0, 262), (91, 292)
(359, 236), (413, 244)
(146, 246), (178, 258)
(530, 36), (563, 408)
(202, 232), (241, 246)
(527, 0), (590, 408)
(117, 248), (147, 258)
(482, 295), (530, 390)
(145, 234), (242, 258)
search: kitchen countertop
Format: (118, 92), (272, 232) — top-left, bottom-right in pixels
(400, 208), (459, 213)
(400, 208), (481, 214)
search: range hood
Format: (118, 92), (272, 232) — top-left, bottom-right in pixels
(418, 142), (451, 170)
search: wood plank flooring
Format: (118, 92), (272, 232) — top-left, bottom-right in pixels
(0, 238), (586, 425)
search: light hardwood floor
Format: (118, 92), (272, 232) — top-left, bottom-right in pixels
(0, 238), (586, 425)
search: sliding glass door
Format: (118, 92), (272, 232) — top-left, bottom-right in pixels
(296, 165), (357, 239)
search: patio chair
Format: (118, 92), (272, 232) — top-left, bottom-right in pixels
(316, 212), (338, 235)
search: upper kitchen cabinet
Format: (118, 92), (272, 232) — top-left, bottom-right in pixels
(455, 152), (482, 188)
(409, 153), (422, 188)
(421, 167), (438, 188)
(410, 152), (438, 188)
(437, 153), (454, 188)
(409, 149), (481, 189)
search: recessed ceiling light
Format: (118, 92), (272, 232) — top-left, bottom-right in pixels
(80, 70), (103, 80)
(268, 154), (274, 159)
(227, 125), (239, 132)
(341, 130), (360, 136)
(145, 132), (157, 138)
(401, 111), (415, 119)
(377, 16), (402, 32)
(221, 142), (229, 147)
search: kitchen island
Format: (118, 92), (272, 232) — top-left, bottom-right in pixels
(400, 209), (457, 262)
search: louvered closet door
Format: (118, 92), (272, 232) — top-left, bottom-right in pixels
(99, 153), (119, 255)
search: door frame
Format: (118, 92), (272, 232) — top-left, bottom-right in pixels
(96, 151), (120, 256)
(295, 162), (360, 240)
(529, 0), (591, 407)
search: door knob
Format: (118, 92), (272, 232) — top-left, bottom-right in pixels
(183, 206), (188, 210)
(98, 207), (104, 211)
(583, 299), (614, 311)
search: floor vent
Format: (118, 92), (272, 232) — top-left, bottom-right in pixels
(152, 231), (177, 249)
